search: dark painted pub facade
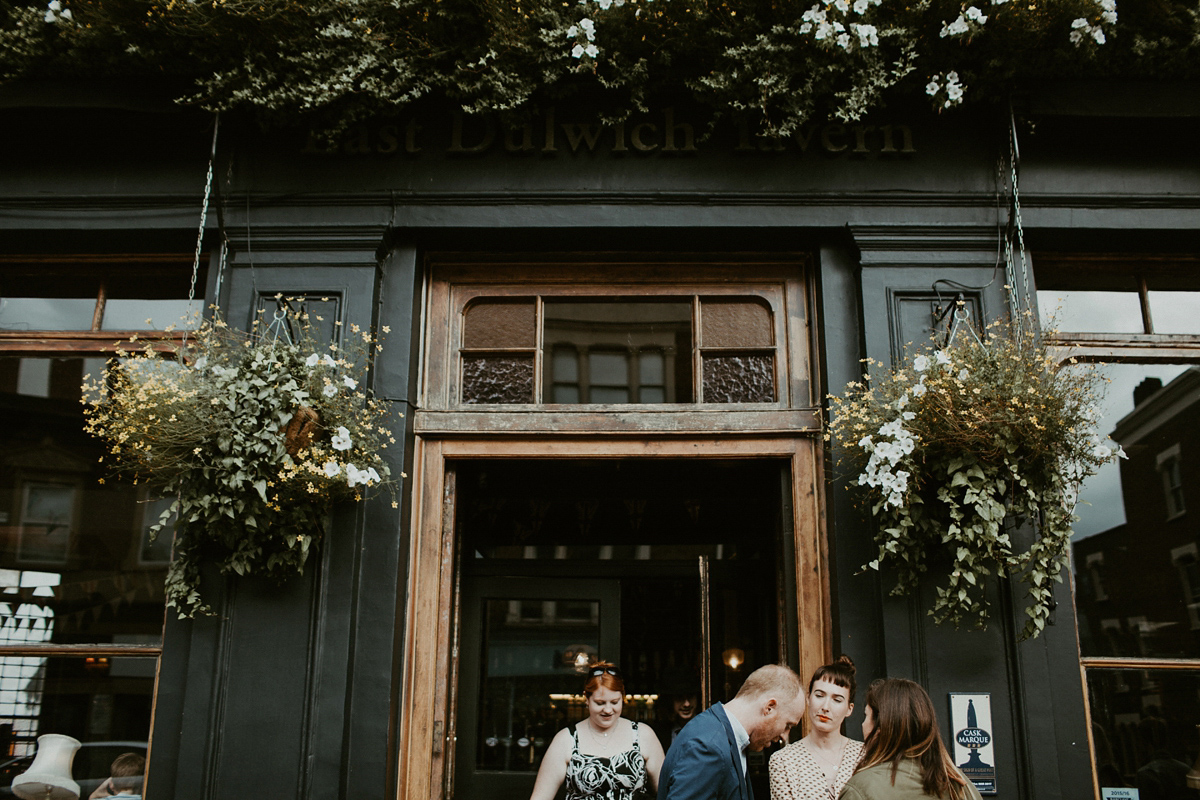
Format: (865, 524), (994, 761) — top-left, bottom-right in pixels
(0, 81), (1197, 799)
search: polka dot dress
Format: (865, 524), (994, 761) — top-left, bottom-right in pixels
(769, 738), (865, 800)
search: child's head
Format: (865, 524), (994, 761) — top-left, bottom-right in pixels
(110, 753), (145, 794)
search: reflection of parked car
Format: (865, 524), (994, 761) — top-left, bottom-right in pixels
(0, 741), (147, 798)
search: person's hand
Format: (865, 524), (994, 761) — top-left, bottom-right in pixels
(87, 777), (114, 800)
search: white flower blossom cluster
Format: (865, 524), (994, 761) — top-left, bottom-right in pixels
(854, 349), (963, 508)
(1070, 0), (1116, 46)
(925, 71), (965, 108)
(567, 17), (600, 59)
(43, 0), (72, 23)
(321, 426), (382, 487)
(940, 6), (987, 38)
(799, 0), (882, 52)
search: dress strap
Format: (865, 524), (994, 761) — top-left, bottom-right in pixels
(630, 721), (641, 753)
(571, 725), (580, 753)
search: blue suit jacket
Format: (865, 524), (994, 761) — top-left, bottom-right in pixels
(657, 703), (752, 800)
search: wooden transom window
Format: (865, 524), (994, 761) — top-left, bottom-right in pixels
(424, 260), (811, 412)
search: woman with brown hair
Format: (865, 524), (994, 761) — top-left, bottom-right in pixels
(769, 655), (864, 799)
(530, 661), (665, 800)
(839, 678), (982, 800)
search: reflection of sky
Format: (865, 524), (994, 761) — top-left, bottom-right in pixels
(1037, 291), (1142, 334)
(1071, 363), (1191, 540)
(0, 298), (202, 331)
(1149, 292), (1200, 335)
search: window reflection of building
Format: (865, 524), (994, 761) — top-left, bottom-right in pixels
(0, 255), (191, 790)
(543, 302), (688, 404)
(1074, 369), (1200, 660)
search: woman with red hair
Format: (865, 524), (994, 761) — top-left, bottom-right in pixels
(839, 678), (981, 800)
(530, 661), (665, 800)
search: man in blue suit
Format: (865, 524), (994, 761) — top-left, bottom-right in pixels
(658, 664), (806, 800)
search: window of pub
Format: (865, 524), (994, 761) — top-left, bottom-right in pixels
(1037, 253), (1200, 795)
(0, 255), (203, 798)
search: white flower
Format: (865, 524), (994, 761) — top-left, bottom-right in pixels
(926, 79), (941, 96)
(940, 14), (969, 37)
(343, 376), (358, 389)
(833, 0), (849, 11)
(597, 0), (612, 9)
(853, 23), (878, 47)
(799, 22), (813, 32)
(59, 7), (71, 19)
(965, 6), (986, 22)
(902, 411), (916, 420)
(958, 369), (970, 380)
(579, 17), (596, 39)
(1071, 17), (1090, 29)
(571, 43), (585, 58)
(346, 464), (365, 487)
(913, 355), (930, 372)
(858, 435), (874, 449)
(947, 83), (964, 102)
(322, 354), (336, 367)
(1091, 27), (1105, 44)
(584, 43), (599, 57)
(323, 461), (340, 477)
(1116, 445), (1128, 459)
(896, 393), (909, 410)
(912, 382), (928, 397)
(946, 70), (960, 83)
(853, 0), (868, 12)
(306, 353), (320, 367)
(566, 24), (579, 37)
(935, 350), (952, 366)
(367, 467), (381, 483)
(331, 426), (352, 451)
(323, 383), (338, 397)
(836, 32), (851, 49)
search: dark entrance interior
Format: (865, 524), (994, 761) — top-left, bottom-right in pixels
(453, 458), (792, 799)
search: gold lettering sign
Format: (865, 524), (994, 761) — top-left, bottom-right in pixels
(302, 107), (916, 157)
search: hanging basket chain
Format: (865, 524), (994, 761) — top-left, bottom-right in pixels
(183, 112), (221, 352)
(1004, 108), (1032, 334)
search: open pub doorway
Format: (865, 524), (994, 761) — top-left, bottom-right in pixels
(452, 458), (796, 800)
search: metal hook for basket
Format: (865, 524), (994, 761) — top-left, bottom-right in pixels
(264, 298), (296, 346)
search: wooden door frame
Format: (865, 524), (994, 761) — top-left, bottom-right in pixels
(396, 434), (831, 800)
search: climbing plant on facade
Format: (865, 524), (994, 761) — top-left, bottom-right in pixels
(1, 0), (1196, 136)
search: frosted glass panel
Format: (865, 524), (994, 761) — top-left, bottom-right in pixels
(462, 356), (534, 404)
(702, 354), (775, 403)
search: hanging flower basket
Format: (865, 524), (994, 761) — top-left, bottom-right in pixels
(826, 316), (1123, 639)
(82, 303), (400, 618)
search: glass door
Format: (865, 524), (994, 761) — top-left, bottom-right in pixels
(455, 577), (621, 800)
(450, 458), (790, 800)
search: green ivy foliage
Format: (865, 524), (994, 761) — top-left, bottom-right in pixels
(1, 0), (1196, 135)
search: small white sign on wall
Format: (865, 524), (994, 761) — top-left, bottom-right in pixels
(948, 693), (997, 795)
(1101, 789), (1140, 800)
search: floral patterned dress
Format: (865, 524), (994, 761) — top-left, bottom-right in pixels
(565, 720), (648, 800)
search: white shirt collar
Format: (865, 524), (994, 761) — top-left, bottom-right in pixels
(723, 704), (751, 777)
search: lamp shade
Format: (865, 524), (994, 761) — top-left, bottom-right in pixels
(11, 734), (81, 800)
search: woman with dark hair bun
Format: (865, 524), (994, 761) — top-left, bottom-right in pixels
(529, 661), (665, 800)
(769, 655), (864, 799)
(839, 678), (982, 800)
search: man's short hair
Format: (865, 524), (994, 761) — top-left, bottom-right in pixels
(734, 663), (803, 702)
(110, 753), (145, 792)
